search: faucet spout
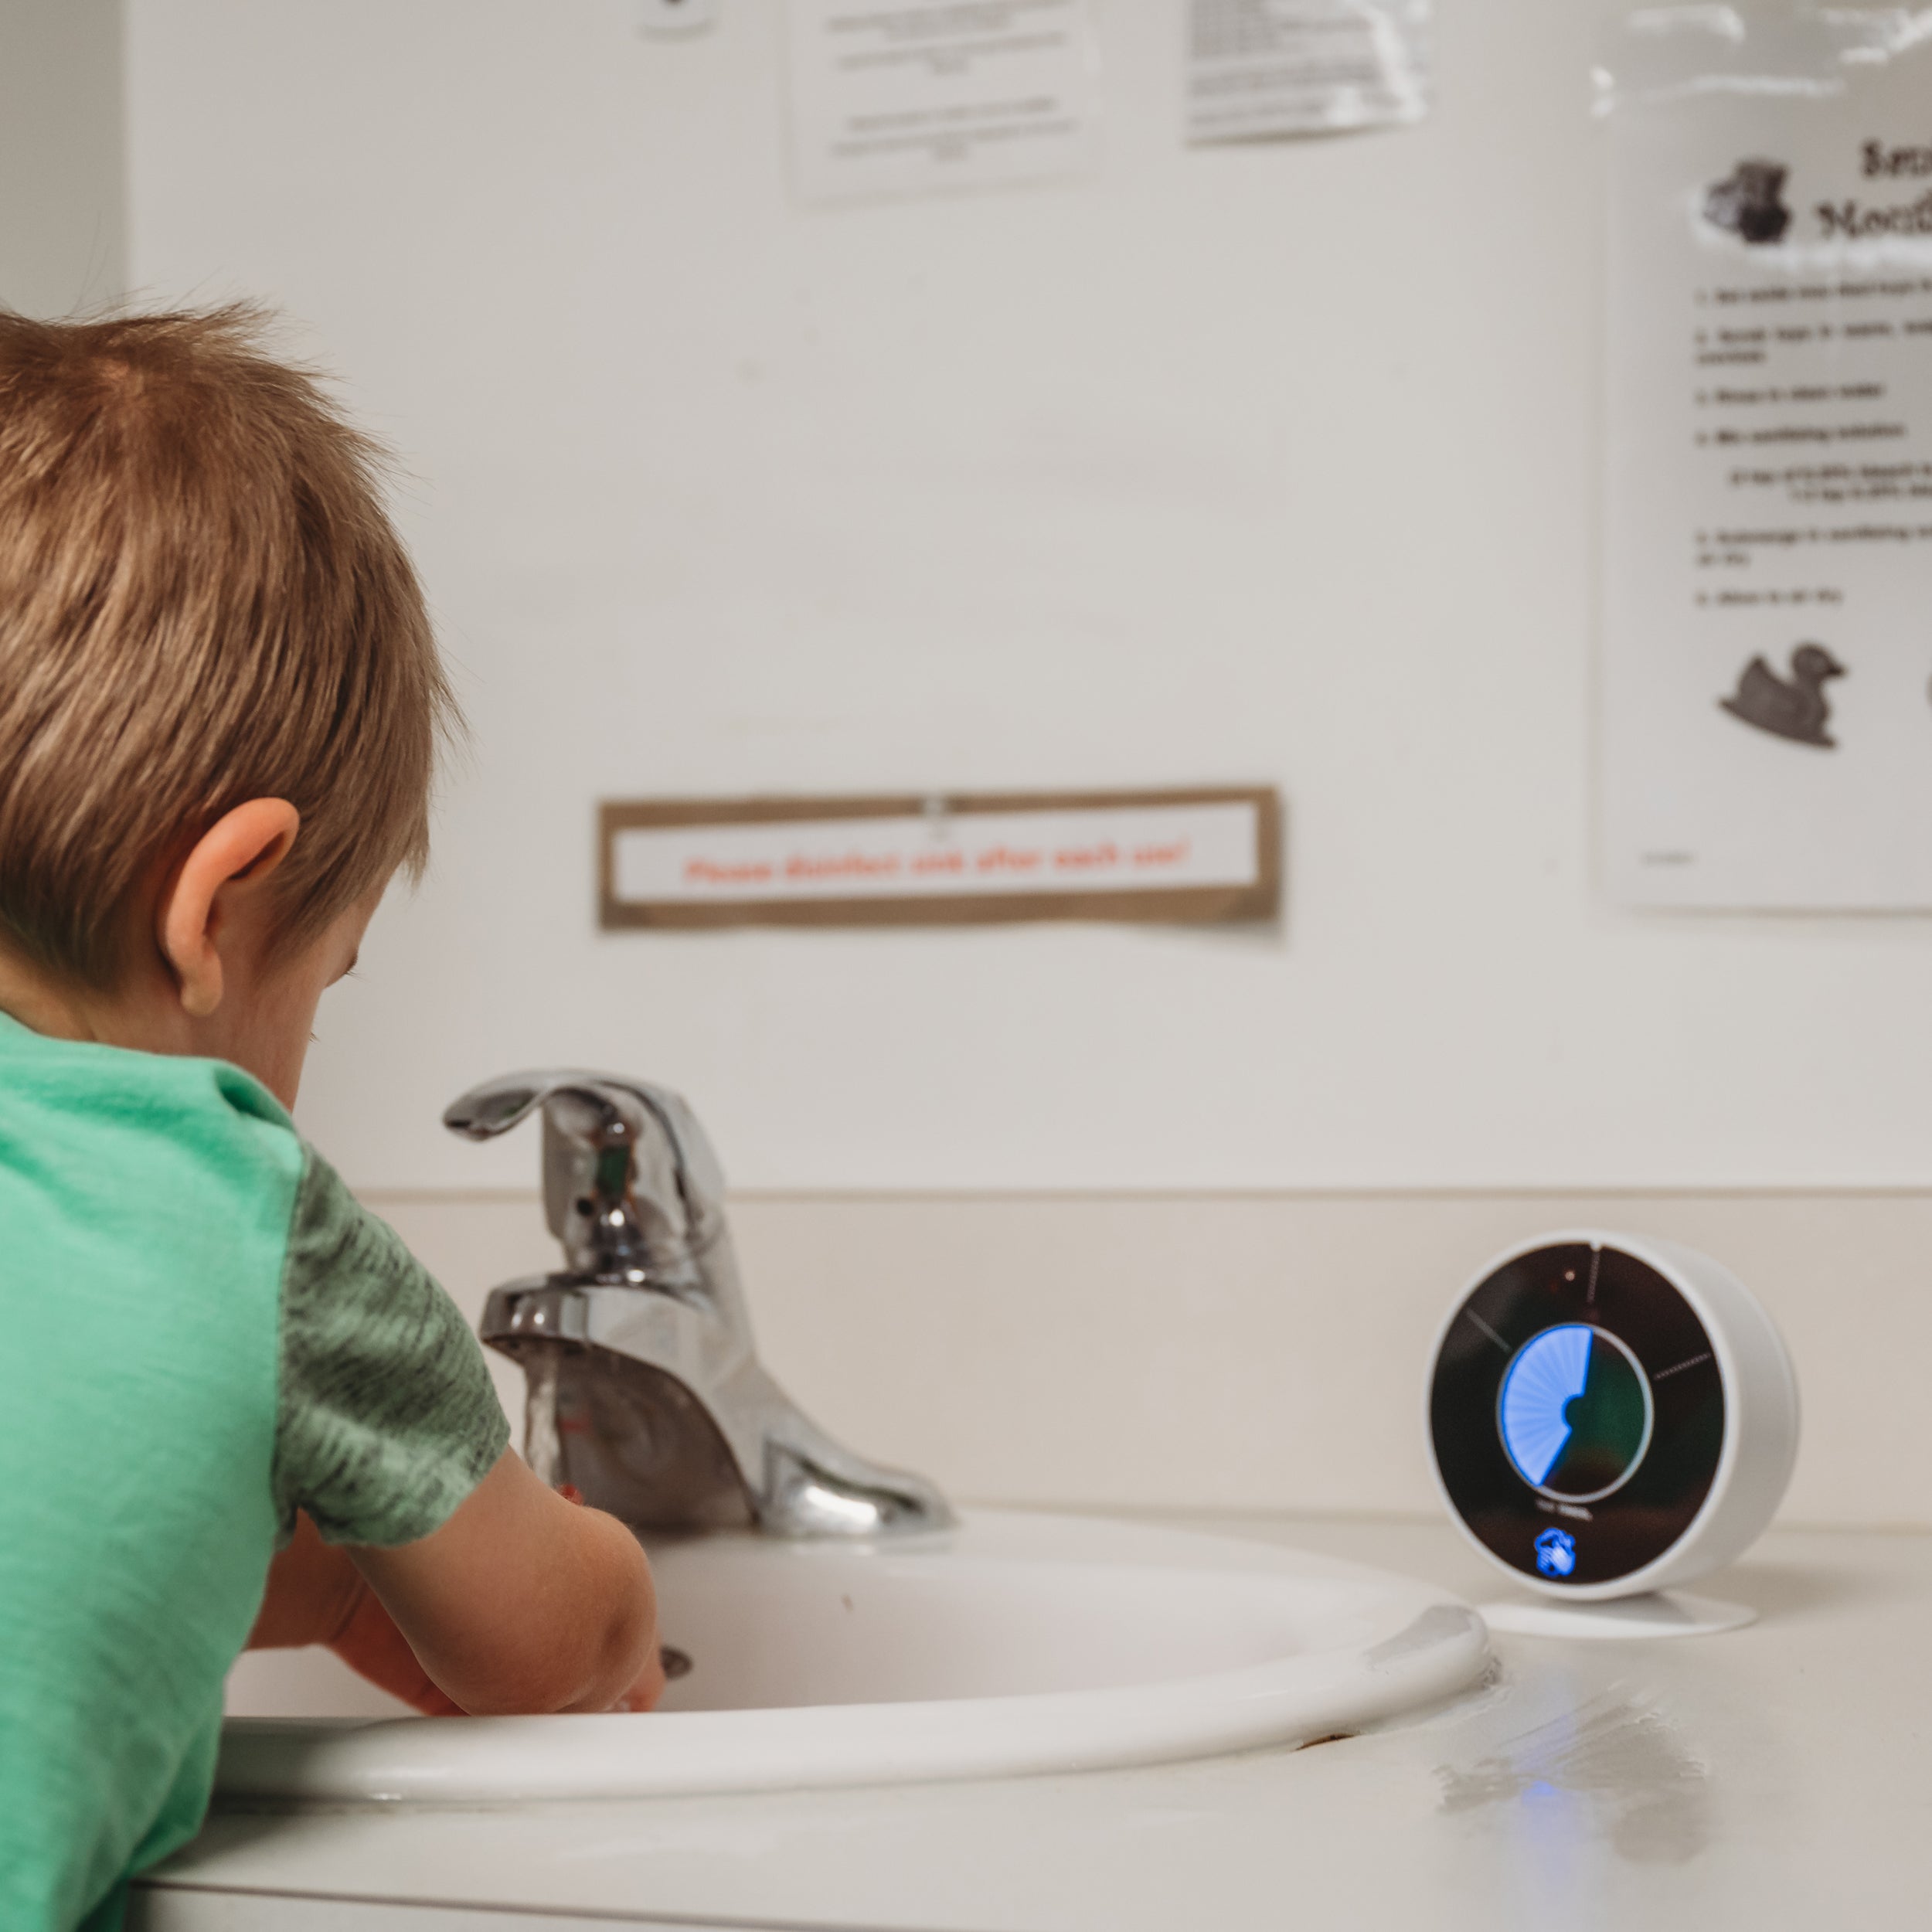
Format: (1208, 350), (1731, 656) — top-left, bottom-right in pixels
(446, 1071), (951, 1540)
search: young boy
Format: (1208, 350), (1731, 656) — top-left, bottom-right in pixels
(0, 307), (665, 1931)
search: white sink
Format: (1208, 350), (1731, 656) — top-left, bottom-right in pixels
(218, 1512), (1490, 1803)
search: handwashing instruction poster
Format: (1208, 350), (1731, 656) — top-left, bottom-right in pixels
(1602, 10), (1932, 909)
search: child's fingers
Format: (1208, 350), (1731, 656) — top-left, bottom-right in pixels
(611, 1646), (669, 1713)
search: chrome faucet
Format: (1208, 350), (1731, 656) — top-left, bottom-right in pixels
(444, 1071), (952, 1539)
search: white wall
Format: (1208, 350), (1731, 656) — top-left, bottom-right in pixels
(0, 0), (124, 316)
(383, 1184), (1927, 1530)
(124, 0), (1932, 1199)
(109, 0), (1932, 1529)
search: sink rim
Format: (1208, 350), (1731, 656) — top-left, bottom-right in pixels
(216, 1510), (1492, 1804)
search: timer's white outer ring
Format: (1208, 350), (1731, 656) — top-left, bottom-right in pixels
(1424, 1230), (1801, 1602)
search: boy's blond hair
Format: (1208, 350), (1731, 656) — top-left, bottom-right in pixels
(0, 305), (454, 987)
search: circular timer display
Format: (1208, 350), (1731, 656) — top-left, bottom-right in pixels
(1430, 1242), (1727, 1590)
(1498, 1324), (1654, 1503)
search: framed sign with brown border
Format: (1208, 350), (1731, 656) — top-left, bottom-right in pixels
(598, 786), (1281, 930)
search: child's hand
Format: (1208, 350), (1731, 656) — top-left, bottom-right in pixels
(611, 1643), (668, 1713)
(555, 1483), (667, 1713)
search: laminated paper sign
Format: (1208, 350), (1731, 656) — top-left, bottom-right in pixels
(1185, 0), (1431, 145)
(786, 0), (1100, 204)
(1601, 8), (1932, 908)
(599, 787), (1281, 929)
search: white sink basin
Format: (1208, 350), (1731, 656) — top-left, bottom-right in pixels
(218, 1512), (1489, 1803)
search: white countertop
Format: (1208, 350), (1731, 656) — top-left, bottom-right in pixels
(136, 1516), (1932, 1931)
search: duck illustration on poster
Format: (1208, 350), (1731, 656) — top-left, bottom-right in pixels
(1719, 645), (1846, 749)
(1702, 159), (1792, 245)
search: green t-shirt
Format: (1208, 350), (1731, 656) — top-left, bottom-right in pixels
(0, 1014), (510, 1931)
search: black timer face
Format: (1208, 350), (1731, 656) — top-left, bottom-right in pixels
(1430, 1243), (1726, 1588)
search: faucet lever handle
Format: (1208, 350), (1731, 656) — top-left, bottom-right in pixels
(444, 1070), (726, 1281)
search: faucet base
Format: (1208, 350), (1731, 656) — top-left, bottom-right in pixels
(485, 1286), (952, 1540)
(498, 1336), (755, 1532)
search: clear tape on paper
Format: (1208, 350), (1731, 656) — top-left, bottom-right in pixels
(1593, 5), (1932, 115)
(1597, 5), (1932, 909)
(1185, 0), (1432, 145)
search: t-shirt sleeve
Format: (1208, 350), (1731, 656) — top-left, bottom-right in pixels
(273, 1148), (510, 1547)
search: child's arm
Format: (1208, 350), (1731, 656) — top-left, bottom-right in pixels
(252, 1458), (664, 1716)
(351, 1451), (663, 1715)
(258, 1154), (663, 1713)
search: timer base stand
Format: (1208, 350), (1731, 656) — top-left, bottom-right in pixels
(1478, 1590), (1756, 1641)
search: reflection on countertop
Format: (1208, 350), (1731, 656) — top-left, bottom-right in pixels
(136, 1516), (1932, 1932)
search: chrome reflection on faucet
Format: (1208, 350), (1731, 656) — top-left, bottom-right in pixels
(444, 1072), (952, 1539)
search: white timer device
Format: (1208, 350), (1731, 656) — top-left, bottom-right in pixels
(1426, 1232), (1799, 1638)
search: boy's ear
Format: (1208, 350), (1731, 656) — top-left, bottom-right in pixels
(158, 799), (301, 1019)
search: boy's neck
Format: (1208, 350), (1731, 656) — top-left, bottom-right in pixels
(0, 939), (199, 1060)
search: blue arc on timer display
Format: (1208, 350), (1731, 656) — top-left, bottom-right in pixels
(1498, 1323), (1655, 1503)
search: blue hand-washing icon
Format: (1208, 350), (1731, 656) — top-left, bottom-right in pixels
(1534, 1527), (1578, 1579)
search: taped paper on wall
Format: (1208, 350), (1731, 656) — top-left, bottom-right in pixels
(1185, 0), (1431, 145)
(1600, 6), (1932, 909)
(787, 0), (1100, 203)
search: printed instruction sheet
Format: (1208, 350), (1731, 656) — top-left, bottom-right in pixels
(787, 0), (1100, 203)
(1185, 0), (1431, 144)
(1602, 11), (1932, 908)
